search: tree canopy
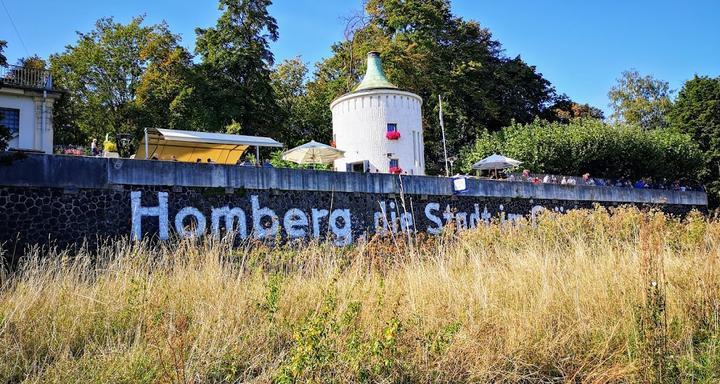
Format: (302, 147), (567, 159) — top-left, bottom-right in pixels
(669, 75), (720, 205)
(50, 16), (194, 144)
(194, 0), (280, 137)
(608, 70), (673, 129)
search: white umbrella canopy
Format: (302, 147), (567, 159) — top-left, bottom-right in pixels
(471, 153), (522, 170)
(282, 140), (345, 165)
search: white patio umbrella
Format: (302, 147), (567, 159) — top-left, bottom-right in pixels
(282, 140), (345, 167)
(471, 153), (522, 177)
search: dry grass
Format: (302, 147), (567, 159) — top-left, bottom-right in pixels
(1, 207), (719, 383)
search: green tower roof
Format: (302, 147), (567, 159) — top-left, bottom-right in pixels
(354, 51), (398, 91)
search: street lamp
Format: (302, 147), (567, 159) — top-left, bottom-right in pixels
(448, 156), (457, 175)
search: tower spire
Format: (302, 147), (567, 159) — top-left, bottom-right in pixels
(354, 51), (397, 91)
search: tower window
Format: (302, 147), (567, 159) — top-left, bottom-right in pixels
(386, 123), (397, 132)
(412, 131), (417, 166)
(389, 158), (399, 168)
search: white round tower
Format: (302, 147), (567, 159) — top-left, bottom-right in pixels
(331, 52), (425, 175)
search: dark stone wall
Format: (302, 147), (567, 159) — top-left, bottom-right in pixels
(0, 154), (707, 258)
(0, 184), (701, 258)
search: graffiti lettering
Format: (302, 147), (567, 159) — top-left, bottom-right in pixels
(130, 192), (574, 244)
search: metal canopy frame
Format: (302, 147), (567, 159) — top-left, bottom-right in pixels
(136, 128), (283, 164)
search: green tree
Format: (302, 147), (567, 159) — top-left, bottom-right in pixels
(307, 0), (557, 174)
(0, 40), (7, 67)
(608, 70), (673, 129)
(669, 75), (720, 206)
(547, 95), (604, 122)
(50, 16), (194, 145)
(194, 0), (281, 137)
(134, 25), (196, 131)
(15, 55), (46, 71)
(270, 57), (332, 147)
(271, 57), (308, 147)
(459, 118), (703, 183)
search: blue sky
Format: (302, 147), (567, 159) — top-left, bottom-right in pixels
(2, 0), (719, 114)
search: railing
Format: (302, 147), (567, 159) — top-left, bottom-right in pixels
(504, 172), (705, 192)
(0, 65), (52, 90)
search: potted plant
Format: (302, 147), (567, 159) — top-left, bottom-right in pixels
(103, 134), (120, 158)
(63, 147), (84, 156)
(389, 166), (403, 174)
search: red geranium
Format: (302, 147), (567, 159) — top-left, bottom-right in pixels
(63, 148), (85, 156)
(386, 131), (401, 140)
(389, 166), (403, 174)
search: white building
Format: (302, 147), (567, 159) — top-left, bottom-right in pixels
(331, 52), (424, 175)
(0, 65), (61, 153)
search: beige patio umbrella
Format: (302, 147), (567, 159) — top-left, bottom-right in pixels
(282, 140), (345, 167)
(471, 153), (522, 178)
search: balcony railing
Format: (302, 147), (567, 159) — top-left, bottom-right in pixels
(0, 65), (52, 90)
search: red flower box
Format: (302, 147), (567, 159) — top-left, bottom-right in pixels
(386, 131), (401, 140)
(63, 148), (85, 156)
(389, 166), (403, 174)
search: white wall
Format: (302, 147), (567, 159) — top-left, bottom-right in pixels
(0, 91), (54, 153)
(331, 89), (425, 175)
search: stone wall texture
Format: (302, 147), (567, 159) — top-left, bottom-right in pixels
(0, 154), (708, 257)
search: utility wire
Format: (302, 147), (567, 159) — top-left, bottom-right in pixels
(0, 0), (30, 57)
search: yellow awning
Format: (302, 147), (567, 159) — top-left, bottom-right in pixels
(135, 128), (283, 164)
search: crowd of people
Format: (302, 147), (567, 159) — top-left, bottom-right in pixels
(497, 169), (703, 192)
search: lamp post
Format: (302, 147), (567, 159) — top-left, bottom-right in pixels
(448, 156), (457, 175)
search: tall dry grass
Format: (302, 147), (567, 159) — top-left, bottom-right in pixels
(0, 207), (719, 383)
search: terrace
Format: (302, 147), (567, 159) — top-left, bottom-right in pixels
(0, 64), (53, 90)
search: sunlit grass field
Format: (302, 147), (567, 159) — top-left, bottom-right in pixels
(1, 207), (719, 383)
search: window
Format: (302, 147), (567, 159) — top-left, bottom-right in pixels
(0, 108), (19, 136)
(386, 123), (397, 132)
(412, 131), (417, 166)
(351, 162), (365, 172)
(389, 158), (399, 169)
(346, 161), (370, 173)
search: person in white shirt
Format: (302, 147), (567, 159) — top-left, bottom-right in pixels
(561, 176), (567, 185)
(542, 175), (550, 183)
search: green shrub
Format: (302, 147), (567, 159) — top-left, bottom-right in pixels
(459, 118), (703, 182)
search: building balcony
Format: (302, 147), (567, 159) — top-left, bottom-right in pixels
(0, 65), (53, 90)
